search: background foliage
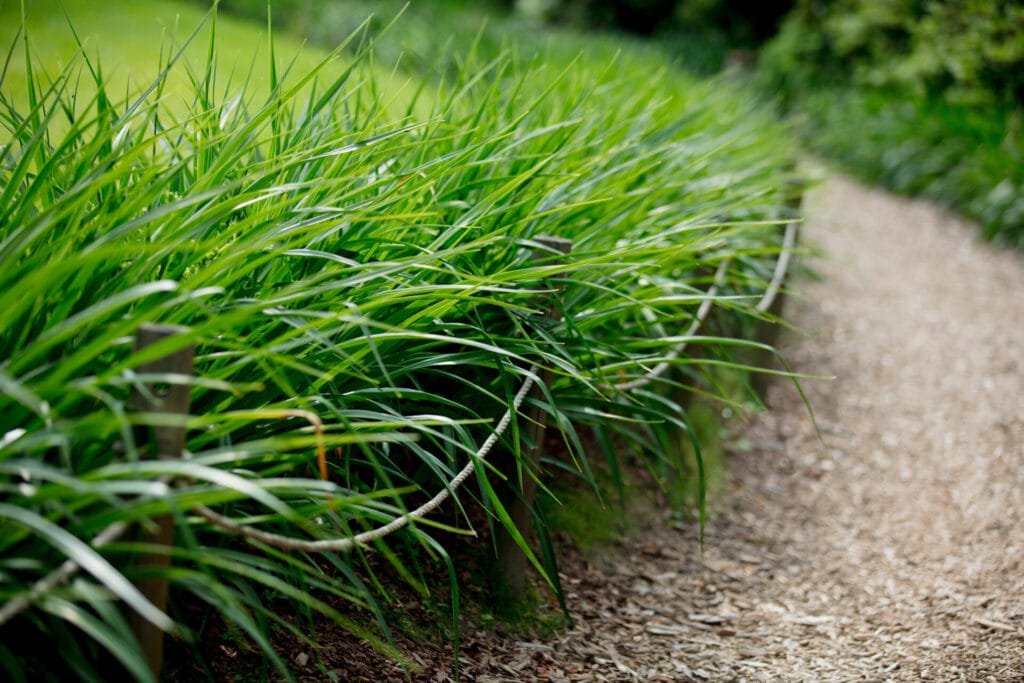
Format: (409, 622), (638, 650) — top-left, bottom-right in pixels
(761, 0), (1024, 108)
(759, 0), (1024, 245)
(518, 0), (793, 44)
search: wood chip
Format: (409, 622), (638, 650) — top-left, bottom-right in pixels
(971, 617), (1018, 633)
(687, 613), (727, 625)
(645, 624), (689, 636)
(784, 615), (836, 626)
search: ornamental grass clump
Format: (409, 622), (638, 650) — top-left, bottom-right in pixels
(0, 5), (799, 679)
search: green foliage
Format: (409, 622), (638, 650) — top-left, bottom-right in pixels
(759, 0), (1024, 244)
(527, 0), (678, 35)
(763, 0), (1024, 107)
(218, 0), (778, 78)
(792, 89), (1024, 245)
(544, 469), (647, 555)
(901, 1), (1024, 106)
(518, 0), (792, 44)
(0, 1), (798, 678)
(210, 0), (516, 79)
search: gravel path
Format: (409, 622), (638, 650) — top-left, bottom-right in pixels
(462, 173), (1024, 682)
(688, 172), (1024, 681)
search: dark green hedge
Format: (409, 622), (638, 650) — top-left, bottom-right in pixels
(758, 0), (1024, 246)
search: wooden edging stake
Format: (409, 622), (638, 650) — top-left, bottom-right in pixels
(126, 324), (194, 680)
(494, 236), (572, 598)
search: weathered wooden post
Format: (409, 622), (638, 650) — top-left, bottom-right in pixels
(126, 324), (194, 680)
(493, 235), (572, 599)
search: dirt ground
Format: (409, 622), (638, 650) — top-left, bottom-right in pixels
(172, 173), (1024, 682)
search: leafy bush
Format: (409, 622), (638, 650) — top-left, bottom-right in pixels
(759, 0), (1024, 244)
(789, 89), (1024, 245)
(762, 0), (1024, 107)
(0, 2), (798, 679)
(518, 0), (792, 44)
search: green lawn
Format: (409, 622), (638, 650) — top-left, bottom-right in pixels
(0, 0), (422, 121)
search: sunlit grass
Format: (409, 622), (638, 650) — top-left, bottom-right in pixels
(0, 3), (800, 679)
(0, 0), (425, 125)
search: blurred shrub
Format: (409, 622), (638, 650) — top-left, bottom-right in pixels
(796, 89), (1024, 245)
(761, 0), (1024, 109)
(759, 0), (1024, 245)
(527, 0), (793, 44)
(526, 0), (677, 35)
